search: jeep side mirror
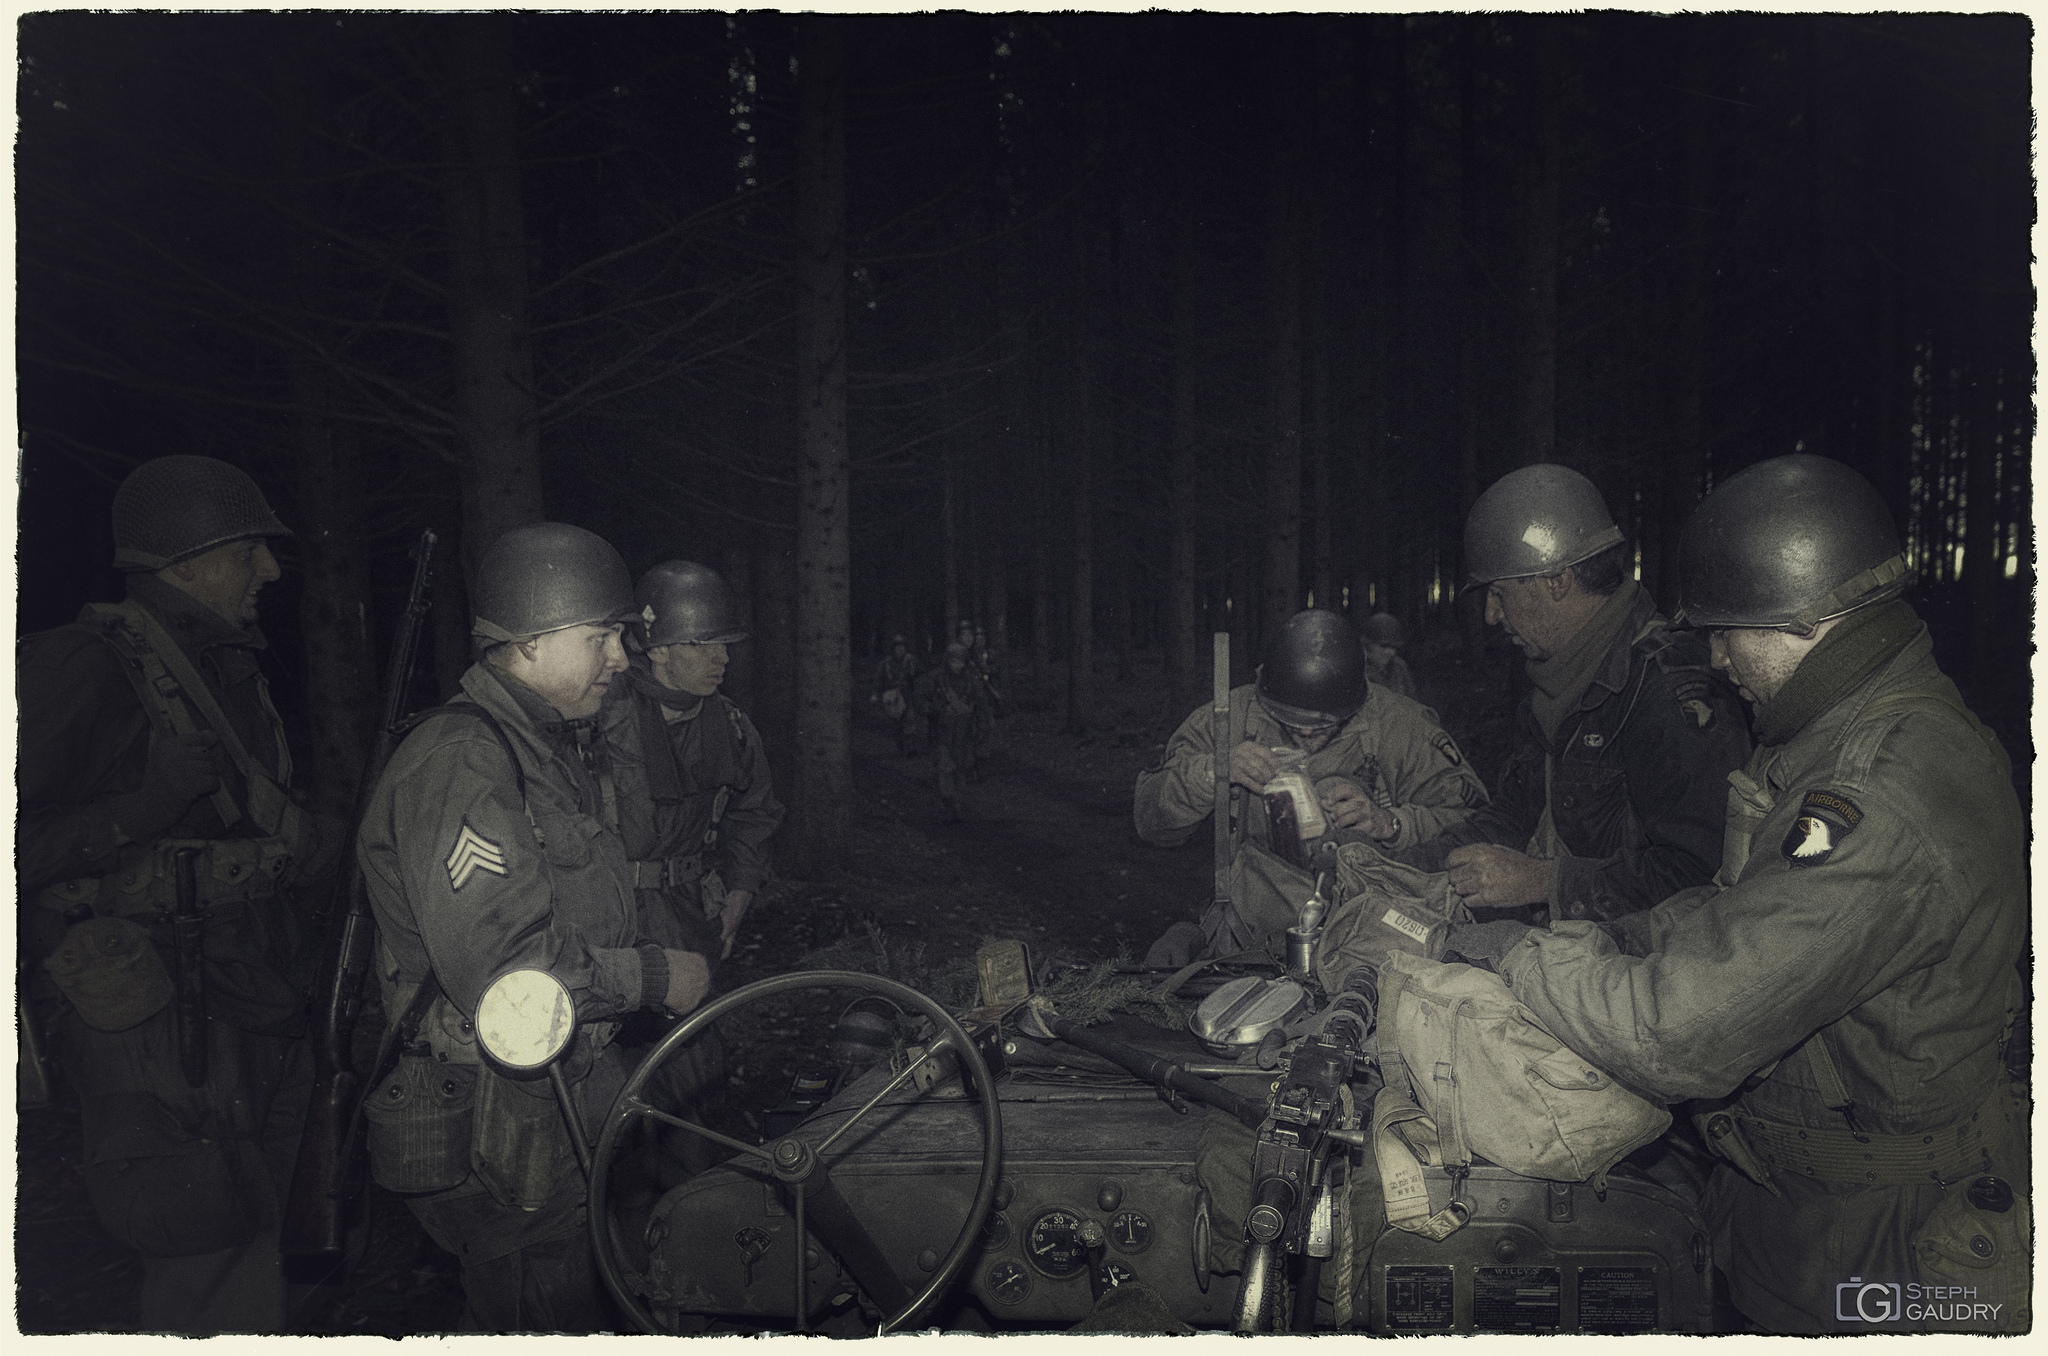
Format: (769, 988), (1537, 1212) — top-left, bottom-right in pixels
(475, 967), (578, 1071)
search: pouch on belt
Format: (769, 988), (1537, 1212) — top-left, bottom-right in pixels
(43, 917), (174, 1032)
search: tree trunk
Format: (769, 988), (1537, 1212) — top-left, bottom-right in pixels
(1164, 226), (1202, 719)
(941, 445), (962, 636)
(753, 531), (799, 791)
(1512, 16), (1561, 465)
(719, 540), (758, 714)
(291, 361), (377, 817)
(1065, 360), (1097, 734)
(442, 14), (546, 582)
(1261, 41), (1305, 631)
(786, 16), (851, 878)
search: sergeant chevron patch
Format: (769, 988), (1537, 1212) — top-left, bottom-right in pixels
(446, 822), (508, 890)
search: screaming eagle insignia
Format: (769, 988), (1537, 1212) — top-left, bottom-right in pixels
(1781, 789), (1863, 869)
(446, 822), (508, 890)
(1430, 731), (1464, 767)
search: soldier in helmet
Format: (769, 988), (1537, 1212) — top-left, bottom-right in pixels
(1392, 464), (1749, 922)
(355, 524), (712, 1331)
(18, 455), (325, 1332)
(1134, 608), (1488, 960)
(915, 641), (987, 821)
(1447, 456), (2027, 1332)
(873, 633), (923, 756)
(602, 560), (784, 969)
(1358, 611), (1418, 700)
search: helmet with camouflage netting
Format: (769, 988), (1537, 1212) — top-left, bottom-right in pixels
(111, 455), (291, 571)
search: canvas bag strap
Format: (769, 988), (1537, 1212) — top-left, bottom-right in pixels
(122, 603), (300, 840)
(1371, 1087), (1469, 1240)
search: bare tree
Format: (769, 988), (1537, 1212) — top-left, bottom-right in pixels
(786, 16), (852, 876)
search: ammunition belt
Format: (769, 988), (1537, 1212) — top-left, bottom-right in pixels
(1736, 1085), (2008, 1186)
(35, 836), (293, 921)
(630, 854), (704, 889)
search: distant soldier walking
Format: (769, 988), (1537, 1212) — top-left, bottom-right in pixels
(873, 633), (923, 756)
(916, 641), (987, 821)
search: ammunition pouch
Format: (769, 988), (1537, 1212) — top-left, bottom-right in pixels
(36, 835), (296, 922)
(631, 853), (705, 891)
(43, 917), (174, 1032)
(365, 1054), (479, 1196)
(1731, 1082), (2011, 1187)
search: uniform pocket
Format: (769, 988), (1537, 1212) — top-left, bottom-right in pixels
(470, 1064), (572, 1211)
(536, 806), (602, 869)
(365, 1056), (478, 1194)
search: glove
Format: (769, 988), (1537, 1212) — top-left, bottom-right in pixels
(110, 731), (222, 842)
(1442, 920), (1535, 972)
(663, 949), (712, 1015)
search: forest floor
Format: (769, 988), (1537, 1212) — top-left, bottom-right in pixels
(13, 616), (2025, 1336)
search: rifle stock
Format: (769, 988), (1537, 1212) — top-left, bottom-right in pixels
(282, 528), (437, 1259)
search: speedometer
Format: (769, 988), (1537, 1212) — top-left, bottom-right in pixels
(1025, 1208), (1089, 1278)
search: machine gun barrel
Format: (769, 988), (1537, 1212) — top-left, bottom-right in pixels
(1031, 1008), (1267, 1131)
(282, 528), (437, 1259)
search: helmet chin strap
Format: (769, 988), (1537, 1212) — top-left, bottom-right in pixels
(1783, 555), (1908, 637)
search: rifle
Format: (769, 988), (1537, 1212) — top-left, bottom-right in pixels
(281, 528), (437, 1259)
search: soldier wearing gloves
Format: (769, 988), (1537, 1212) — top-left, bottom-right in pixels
(1448, 456), (2028, 1333)
(1135, 608), (1486, 962)
(1394, 464), (1749, 922)
(18, 456), (324, 1333)
(602, 559), (783, 968)
(355, 523), (711, 1332)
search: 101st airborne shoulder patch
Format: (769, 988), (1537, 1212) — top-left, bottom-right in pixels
(1430, 730), (1464, 766)
(446, 821), (509, 890)
(1782, 789), (1863, 868)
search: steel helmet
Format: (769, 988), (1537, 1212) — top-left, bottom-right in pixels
(1462, 463), (1623, 589)
(1256, 609), (1367, 727)
(1677, 455), (1908, 635)
(471, 522), (637, 644)
(111, 455), (291, 571)
(637, 560), (750, 648)
(1360, 612), (1408, 648)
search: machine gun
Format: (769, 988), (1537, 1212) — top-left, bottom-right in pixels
(281, 528), (437, 1259)
(1231, 967), (1378, 1331)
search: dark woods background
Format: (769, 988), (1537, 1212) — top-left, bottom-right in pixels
(18, 12), (2034, 877)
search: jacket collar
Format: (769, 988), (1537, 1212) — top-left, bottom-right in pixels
(1579, 586), (1662, 710)
(126, 572), (268, 657)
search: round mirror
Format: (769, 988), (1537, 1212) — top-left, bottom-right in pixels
(475, 968), (576, 1071)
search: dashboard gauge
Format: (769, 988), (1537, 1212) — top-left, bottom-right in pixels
(1109, 1210), (1153, 1254)
(1104, 1261), (1137, 1288)
(1025, 1208), (1090, 1278)
(980, 1212), (1011, 1252)
(985, 1259), (1031, 1306)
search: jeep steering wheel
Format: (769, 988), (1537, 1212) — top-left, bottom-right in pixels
(590, 970), (1004, 1334)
